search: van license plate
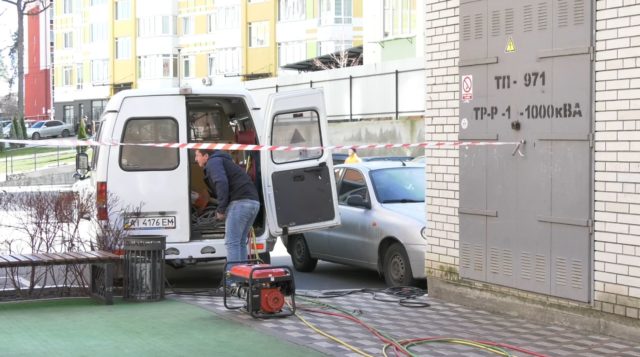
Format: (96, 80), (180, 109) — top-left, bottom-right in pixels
(125, 216), (176, 230)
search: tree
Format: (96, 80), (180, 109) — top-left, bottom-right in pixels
(77, 117), (88, 153)
(0, 93), (18, 118)
(312, 49), (363, 71)
(0, 0), (51, 118)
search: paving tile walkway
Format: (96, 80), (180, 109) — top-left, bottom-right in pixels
(172, 290), (640, 356)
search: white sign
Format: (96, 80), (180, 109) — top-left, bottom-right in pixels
(461, 75), (473, 103)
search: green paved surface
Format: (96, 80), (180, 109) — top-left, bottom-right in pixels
(0, 298), (326, 357)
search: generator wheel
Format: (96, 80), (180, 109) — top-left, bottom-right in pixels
(383, 243), (415, 287)
(290, 234), (317, 272)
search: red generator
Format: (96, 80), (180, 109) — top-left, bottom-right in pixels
(223, 261), (295, 318)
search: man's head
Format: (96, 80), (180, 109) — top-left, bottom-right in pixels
(348, 148), (357, 156)
(194, 149), (215, 168)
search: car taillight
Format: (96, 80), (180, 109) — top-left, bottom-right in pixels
(97, 181), (108, 220)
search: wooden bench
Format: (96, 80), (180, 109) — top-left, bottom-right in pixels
(0, 251), (122, 305)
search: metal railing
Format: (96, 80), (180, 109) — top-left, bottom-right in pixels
(0, 146), (76, 182)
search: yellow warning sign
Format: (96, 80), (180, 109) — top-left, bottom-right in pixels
(505, 36), (516, 53)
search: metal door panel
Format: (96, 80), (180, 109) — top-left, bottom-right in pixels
(459, 0), (592, 302)
(486, 145), (517, 288)
(460, 215), (487, 281)
(551, 224), (589, 300)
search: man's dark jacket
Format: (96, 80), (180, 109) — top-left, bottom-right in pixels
(204, 151), (259, 214)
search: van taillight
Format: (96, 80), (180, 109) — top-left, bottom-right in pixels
(97, 181), (108, 220)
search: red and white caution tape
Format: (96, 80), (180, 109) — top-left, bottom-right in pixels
(0, 138), (521, 151)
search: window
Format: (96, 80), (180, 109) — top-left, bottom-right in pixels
(271, 110), (323, 164)
(215, 47), (239, 74)
(138, 54), (176, 79)
(62, 66), (72, 86)
(120, 118), (179, 171)
(63, 0), (73, 14)
(63, 32), (73, 48)
(318, 40), (351, 55)
(278, 41), (306, 66)
(182, 55), (194, 78)
(384, 0), (415, 37)
(63, 105), (75, 123)
(249, 21), (269, 48)
(320, 0), (352, 25)
(116, 37), (131, 59)
(76, 63), (83, 89)
(369, 167), (425, 203)
(182, 16), (194, 35)
(338, 169), (369, 205)
(90, 23), (107, 43)
(91, 59), (108, 83)
(138, 16), (174, 37)
(208, 54), (215, 76)
(279, 0), (305, 21)
(214, 6), (239, 30)
(115, 0), (130, 20)
(91, 100), (107, 120)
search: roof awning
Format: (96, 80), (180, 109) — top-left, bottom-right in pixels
(281, 45), (363, 72)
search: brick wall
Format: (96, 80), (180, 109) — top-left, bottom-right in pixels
(593, 0), (640, 318)
(424, 0), (461, 279)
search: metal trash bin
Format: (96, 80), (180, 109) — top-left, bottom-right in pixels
(123, 235), (166, 301)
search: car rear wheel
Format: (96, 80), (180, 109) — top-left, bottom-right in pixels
(32, 132), (40, 140)
(290, 234), (317, 272)
(61, 129), (70, 137)
(383, 243), (415, 287)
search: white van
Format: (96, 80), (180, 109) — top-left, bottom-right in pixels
(75, 86), (340, 267)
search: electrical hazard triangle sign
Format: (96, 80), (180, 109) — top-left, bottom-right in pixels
(505, 36), (516, 53)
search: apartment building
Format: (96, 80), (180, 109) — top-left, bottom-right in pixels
(50, 0), (364, 124)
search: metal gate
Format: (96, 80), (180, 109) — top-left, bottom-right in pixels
(459, 0), (593, 302)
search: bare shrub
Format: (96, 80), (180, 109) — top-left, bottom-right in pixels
(0, 189), (140, 300)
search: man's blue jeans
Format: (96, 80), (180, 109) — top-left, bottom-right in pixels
(224, 199), (260, 270)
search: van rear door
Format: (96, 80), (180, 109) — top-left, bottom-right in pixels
(262, 88), (340, 236)
(107, 95), (189, 242)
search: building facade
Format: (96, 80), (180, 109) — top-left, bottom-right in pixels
(51, 0), (365, 123)
(24, 4), (52, 121)
(424, 0), (640, 337)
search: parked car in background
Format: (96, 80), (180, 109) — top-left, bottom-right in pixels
(410, 155), (426, 163)
(331, 153), (413, 166)
(282, 161), (427, 287)
(25, 119), (44, 128)
(2, 120), (12, 138)
(26, 120), (74, 139)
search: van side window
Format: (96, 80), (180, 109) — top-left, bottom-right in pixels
(271, 110), (323, 164)
(120, 118), (179, 171)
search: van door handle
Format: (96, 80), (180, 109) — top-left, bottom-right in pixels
(293, 175), (305, 182)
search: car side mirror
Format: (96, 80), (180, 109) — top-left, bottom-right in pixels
(346, 194), (371, 209)
(75, 152), (90, 180)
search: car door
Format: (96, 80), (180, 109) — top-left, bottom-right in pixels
(107, 95), (190, 243)
(326, 168), (378, 267)
(261, 88), (340, 237)
(42, 121), (54, 137)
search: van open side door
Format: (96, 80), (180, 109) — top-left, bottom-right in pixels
(261, 89), (340, 237)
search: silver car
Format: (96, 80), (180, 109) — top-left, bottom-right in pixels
(282, 161), (427, 286)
